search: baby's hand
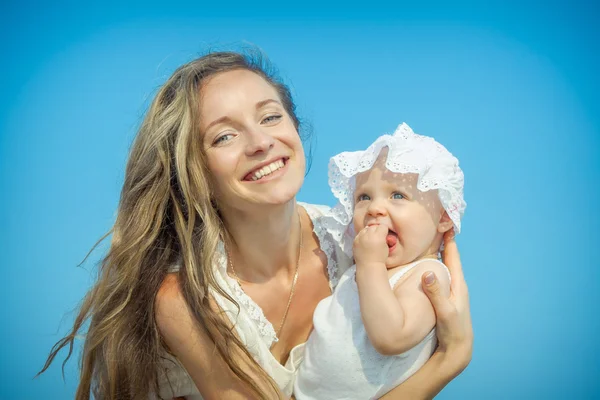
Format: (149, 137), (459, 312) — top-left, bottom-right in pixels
(353, 224), (389, 269)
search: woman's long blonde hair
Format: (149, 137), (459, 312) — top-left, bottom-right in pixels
(38, 50), (302, 399)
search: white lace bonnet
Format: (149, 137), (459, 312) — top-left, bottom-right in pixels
(325, 122), (466, 257)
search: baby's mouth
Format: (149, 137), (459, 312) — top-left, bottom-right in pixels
(386, 230), (398, 248)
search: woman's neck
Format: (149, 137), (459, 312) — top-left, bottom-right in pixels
(220, 200), (303, 282)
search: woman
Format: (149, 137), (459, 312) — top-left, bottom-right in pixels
(40, 51), (472, 399)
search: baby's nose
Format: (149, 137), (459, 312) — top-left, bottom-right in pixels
(367, 201), (388, 217)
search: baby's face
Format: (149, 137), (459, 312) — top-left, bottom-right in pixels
(353, 155), (450, 267)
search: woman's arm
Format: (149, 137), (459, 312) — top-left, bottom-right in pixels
(155, 274), (284, 400)
(379, 231), (473, 399)
(378, 346), (469, 400)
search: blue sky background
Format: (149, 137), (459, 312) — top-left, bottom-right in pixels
(1, 1), (598, 399)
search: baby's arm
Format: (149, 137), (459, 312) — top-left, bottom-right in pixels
(358, 260), (450, 355)
(355, 259), (405, 356)
(354, 225), (450, 355)
(391, 261), (450, 351)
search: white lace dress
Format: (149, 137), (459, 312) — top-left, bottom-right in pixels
(153, 203), (352, 400)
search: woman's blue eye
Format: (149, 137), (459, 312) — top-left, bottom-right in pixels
(357, 194), (370, 202)
(262, 114), (282, 124)
(214, 133), (233, 145)
(392, 192), (405, 200)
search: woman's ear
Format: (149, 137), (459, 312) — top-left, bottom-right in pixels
(437, 211), (454, 233)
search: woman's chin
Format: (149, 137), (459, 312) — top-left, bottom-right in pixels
(255, 175), (304, 206)
(259, 186), (301, 206)
(242, 181), (303, 208)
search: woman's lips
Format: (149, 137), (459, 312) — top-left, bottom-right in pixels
(242, 157), (288, 181)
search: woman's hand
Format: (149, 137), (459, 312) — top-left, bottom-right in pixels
(422, 229), (473, 372)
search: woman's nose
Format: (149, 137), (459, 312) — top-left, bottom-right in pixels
(245, 128), (275, 156)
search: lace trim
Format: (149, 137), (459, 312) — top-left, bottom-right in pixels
(214, 244), (278, 347)
(301, 202), (339, 290)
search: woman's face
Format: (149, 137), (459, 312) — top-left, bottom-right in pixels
(199, 69), (305, 212)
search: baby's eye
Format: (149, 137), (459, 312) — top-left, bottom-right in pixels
(391, 192), (405, 200)
(356, 194), (370, 202)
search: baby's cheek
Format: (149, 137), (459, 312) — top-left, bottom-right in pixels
(352, 210), (364, 232)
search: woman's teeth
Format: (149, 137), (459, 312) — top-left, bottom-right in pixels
(251, 159), (285, 181)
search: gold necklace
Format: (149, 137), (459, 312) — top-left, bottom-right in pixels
(228, 208), (303, 339)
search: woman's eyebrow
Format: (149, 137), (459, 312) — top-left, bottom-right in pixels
(255, 99), (281, 109)
(206, 99), (281, 130)
(205, 116), (233, 132)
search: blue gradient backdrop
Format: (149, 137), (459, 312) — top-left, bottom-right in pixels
(1, 1), (598, 399)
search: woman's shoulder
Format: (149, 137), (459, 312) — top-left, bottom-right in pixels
(156, 273), (182, 305)
(155, 273), (206, 323)
(155, 273), (189, 337)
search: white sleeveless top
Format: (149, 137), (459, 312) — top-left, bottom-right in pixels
(154, 203), (353, 399)
(294, 259), (449, 400)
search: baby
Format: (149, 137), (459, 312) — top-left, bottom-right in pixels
(295, 123), (466, 399)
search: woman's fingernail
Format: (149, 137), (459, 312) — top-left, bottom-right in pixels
(424, 272), (436, 285)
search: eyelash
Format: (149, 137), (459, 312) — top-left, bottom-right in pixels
(356, 194), (370, 202)
(355, 192), (405, 202)
(262, 114), (282, 124)
(213, 133), (234, 145)
(211, 114), (282, 145)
